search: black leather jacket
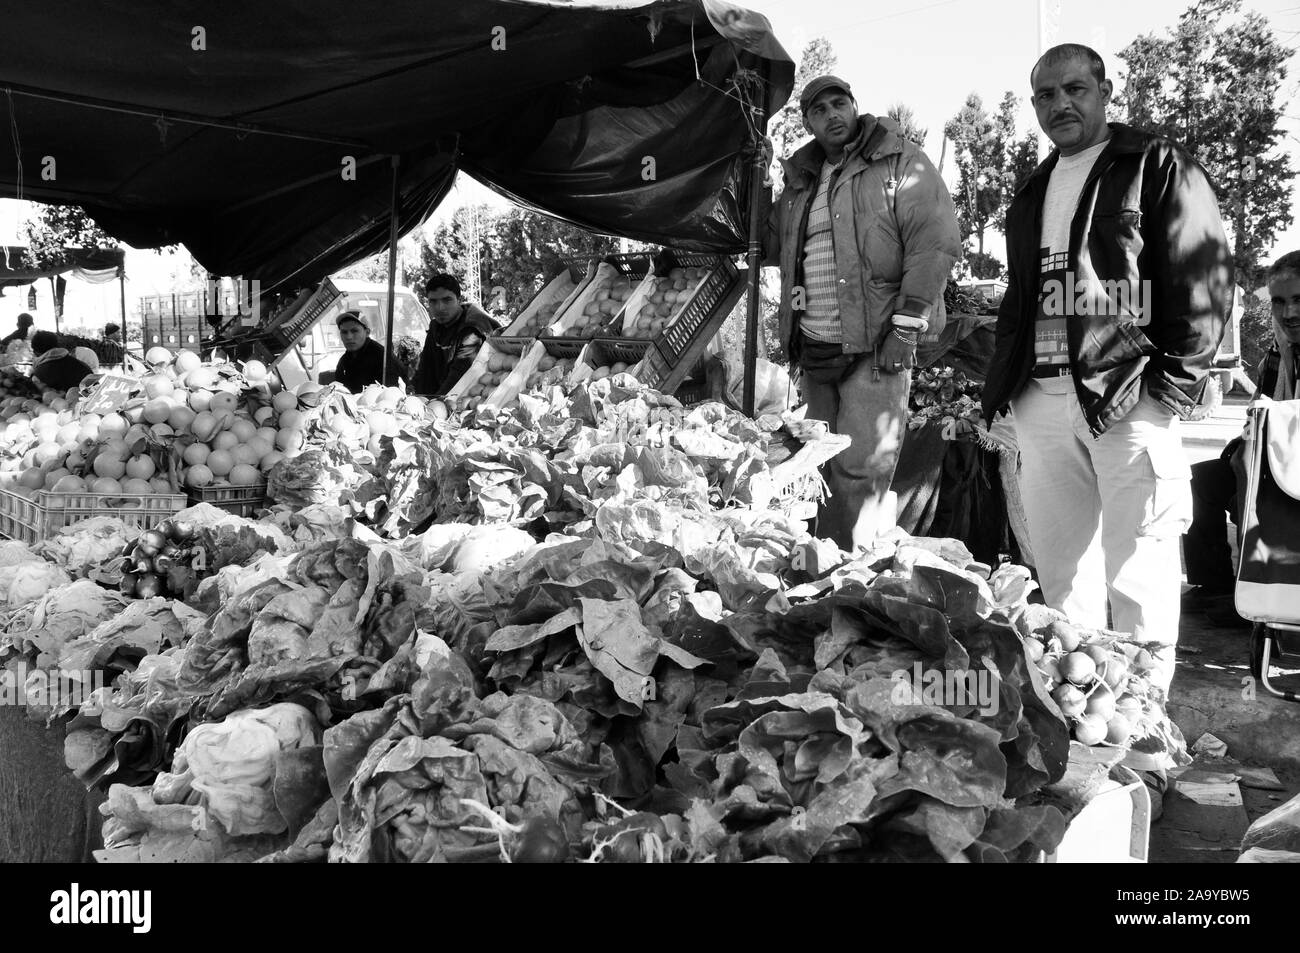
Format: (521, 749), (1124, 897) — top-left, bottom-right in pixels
(982, 123), (1232, 435)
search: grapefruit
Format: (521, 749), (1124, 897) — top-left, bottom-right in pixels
(42, 468), (70, 489)
(125, 455), (156, 481)
(121, 478), (154, 495)
(33, 442), (63, 467)
(50, 475), (87, 493)
(190, 412), (220, 443)
(211, 431), (240, 452)
(229, 419), (257, 443)
(143, 398), (172, 425)
(143, 375), (175, 400)
(207, 449), (234, 477)
(275, 429), (304, 452)
(228, 463), (260, 486)
(144, 346), (172, 366)
(92, 454), (127, 480)
(277, 409), (305, 431)
(272, 391), (298, 414)
(231, 444), (260, 467)
(189, 389), (213, 413)
(181, 442), (210, 466)
(185, 367), (218, 391)
(18, 468), (44, 490)
(185, 464), (214, 488)
(150, 477), (173, 494)
(90, 477), (123, 495)
(253, 406), (276, 425)
(98, 413), (130, 439)
(259, 450), (284, 472)
(242, 360), (268, 382)
(174, 350), (201, 375)
(168, 406), (197, 432)
(209, 391), (238, 415)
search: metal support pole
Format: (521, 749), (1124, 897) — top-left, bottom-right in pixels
(383, 154), (401, 386)
(742, 83), (770, 418)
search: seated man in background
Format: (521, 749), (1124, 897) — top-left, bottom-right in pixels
(30, 330), (94, 392)
(101, 323), (125, 366)
(1183, 251), (1300, 625)
(332, 311), (399, 393)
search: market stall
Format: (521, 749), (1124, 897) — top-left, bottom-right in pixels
(0, 2), (1188, 865)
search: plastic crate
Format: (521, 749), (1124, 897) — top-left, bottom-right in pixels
(187, 483), (268, 519)
(264, 280), (343, 350)
(0, 486), (188, 540)
(499, 266), (586, 337)
(652, 252), (740, 364)
(571, 339), (652, 384)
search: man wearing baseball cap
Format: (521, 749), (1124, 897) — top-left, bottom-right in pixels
(764, 75), (961, 551)
(332, 310), (399, 393)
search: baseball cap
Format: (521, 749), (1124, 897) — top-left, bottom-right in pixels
(800, 75), (854, 114)
(336, 310), (368, 330)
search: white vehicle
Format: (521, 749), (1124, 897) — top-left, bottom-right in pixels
(272, 280), (430, 390)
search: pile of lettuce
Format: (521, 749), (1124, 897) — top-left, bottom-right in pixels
(91, 525), (1093, 863)
(372, 375), (829, 537)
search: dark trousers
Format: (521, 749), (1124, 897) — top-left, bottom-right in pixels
(1183, 456), (1238, 591)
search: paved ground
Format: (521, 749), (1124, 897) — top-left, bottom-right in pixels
(1148, 389), (1300, 861)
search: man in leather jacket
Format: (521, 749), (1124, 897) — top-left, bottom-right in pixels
(981, 44), (1232, 693)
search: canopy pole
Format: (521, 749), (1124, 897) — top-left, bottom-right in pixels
(742, 81), (770, 418)
(383, 155), (401, 386)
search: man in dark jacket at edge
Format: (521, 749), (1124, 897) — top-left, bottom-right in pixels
(982, 44), (1232, 699)
(762, 76), (962, 552)
(412, 274), (499, 395)
(1183, 253), (1300, 625)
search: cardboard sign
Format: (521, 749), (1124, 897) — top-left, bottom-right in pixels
(79, 373), (140, 414)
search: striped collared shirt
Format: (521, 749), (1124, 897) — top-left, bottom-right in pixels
(800, 160), (842, 343)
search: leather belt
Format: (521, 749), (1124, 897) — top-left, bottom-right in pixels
(1031, 365), (1072, 379)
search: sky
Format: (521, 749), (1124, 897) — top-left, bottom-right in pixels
(429, 0), (1300, 265)
(1, 0), (1298, 330)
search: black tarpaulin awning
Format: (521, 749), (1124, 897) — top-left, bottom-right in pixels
(0, 245), (125, 290)
(0, 0), (792, 293)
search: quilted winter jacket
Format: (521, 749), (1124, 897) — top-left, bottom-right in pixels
(762, 115), (961, 359)
(981, 123), (1233, 436)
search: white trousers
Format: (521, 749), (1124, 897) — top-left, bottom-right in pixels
(1012, 378), (1192, 691)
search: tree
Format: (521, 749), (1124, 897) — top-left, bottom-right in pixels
(886, 103), (928, 148)
(1116, 0), (1296, 287)
(766, 38), (838, 190)
(992, 92), (1040, 233)
(21, 205), (120, 325)
(967, 252), (1005, 280)
(21, 205), (117, 271)
(944, 94), (1003, 258)
(411, 204), (629, 315)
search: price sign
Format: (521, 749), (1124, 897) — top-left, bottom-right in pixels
(79, 373), (141, 415)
